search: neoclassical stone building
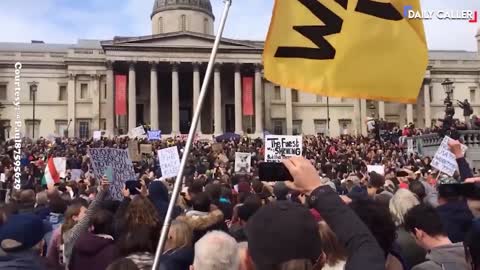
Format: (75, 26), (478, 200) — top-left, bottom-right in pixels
(0, 0), (480, 139)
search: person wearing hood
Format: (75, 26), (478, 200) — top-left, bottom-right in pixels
(70, 209), (118, 270)
(0, 214), (50, 270)
(404, 204), (469, 270)
(148, 181), (182, 220)
(436, 184), (473, 243)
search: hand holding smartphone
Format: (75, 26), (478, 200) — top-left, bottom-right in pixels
(258, 162), (293, 182)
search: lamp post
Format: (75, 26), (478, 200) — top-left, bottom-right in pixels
(31, 83), (38, 139)
(442, 78), (454, 102)
(326, 97), (330, 135)
(441, 78), (456, 138)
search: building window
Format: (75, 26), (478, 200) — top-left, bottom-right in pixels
(78, 120), (90, 138)
(429, 86), (433, 103)
(292, 120), (302, 135)
(314, 119), (327, 135)
(29, 85), (37, 101)
(58, 85), (67, 101)
(470, 87), (476, 103)
(25, 120), (40, 139)
(274, 86), (281, 100)
(180, 15), (187, 31)
(100, 119), (106, 130)
(0, 84), (6, 100)
(159, 17), (164, 34)
(0, 120), (10, 141)
(80, 83), (88, 99)
(273, 119), (284, 135)
(292, 89), (299, 102)
(316, 95), (322, 103)
(339, 119), (352, 135)
(55, 120), (68, 137)
(102, 83), (107, 100)
(203, 18), (209, 34)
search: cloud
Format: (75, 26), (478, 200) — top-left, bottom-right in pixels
(0, 0), (478, 51)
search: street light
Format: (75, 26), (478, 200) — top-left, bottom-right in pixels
(31, 82), (38, 139)
(441, 78), (454, 101)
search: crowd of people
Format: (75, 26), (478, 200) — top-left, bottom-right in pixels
(0, 132), (478, 270)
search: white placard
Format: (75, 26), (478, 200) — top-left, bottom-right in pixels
(407, 139), (414, 154)
(235, 152), (252, 174)
(130, 126), (146, 138)
(88, 148), (136, 201)
(431, 136), (468, 176)
(158, 147), (181, 179)
(93, 131), (102, 141)
(147, 130), (161, 140)
(367, 165), (385, 176)
(0, 173), (5, 183)
(264, 135), (302, 162)
(70, 169), (83, 182)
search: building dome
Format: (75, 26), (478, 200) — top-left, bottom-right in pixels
(152, 0), (214, 19)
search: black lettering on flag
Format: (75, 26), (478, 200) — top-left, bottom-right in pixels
(355, 0), (402, 21)
(275, 0), (344, 60)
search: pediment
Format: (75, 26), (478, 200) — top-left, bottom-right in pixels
(102, 32), (262, 50)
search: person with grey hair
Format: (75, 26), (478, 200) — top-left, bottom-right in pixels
(191, 231), (239, 270)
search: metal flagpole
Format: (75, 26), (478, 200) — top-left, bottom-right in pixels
(152, 0), (232, 268)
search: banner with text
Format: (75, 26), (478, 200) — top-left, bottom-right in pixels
(431, 136), (468, 176)
(235, 152), (252, 174)
(158, 146), (181, 179)
(242, 77), (254, 116)
(115, 75), (127, 116)
(264, 135), (303, 162)
(148, 130), (161, 141)
(88, 148), (136, 201)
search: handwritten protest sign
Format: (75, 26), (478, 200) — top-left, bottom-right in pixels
(88, 148), (136, 201)
(128, 141), (141, 162)
(235, 153), (251, 174)
(130, 126), (145, 138)
(264, 135), (302, 162)
(140, 144), (152, 154)
(158, 147), (181, 179)
(147, 130), (161, 140)
(367, 165), (385, 176)
(431, 136), (467, 176)
(93, 131), (102, 141)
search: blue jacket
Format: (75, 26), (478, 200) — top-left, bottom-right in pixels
(159, 247), (194, 270)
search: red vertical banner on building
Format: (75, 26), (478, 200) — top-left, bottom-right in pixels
(242, 77), (254, 116)
(115, 75), (127, 116)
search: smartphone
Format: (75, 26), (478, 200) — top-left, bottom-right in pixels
(258, 162), (293, 182)
(125, 180), (141, 195)
(104, 166), (114, 182)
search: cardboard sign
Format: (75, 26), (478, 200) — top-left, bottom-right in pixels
(88, 148), (136, 201)
(93, 131), (102, 141)
(367, 165), (385, 176)
(158, 147), (181, 179)
(235, 153), (252, 174)
(130, 126), (145, 138)
(147, 130), (161, 141)
(128, 141), (141, 162)
(212, 143), (223, 153)
(431, 136), (468, 176)
(140, 144), (153, 154)
(264, 135), (303, 162)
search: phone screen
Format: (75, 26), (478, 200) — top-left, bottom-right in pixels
(258, 162), (293, 182)
(125, 180), (141, 195)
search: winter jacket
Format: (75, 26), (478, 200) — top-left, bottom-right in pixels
(0, 250), (47, 270)
(46, 227), (62, 268)
(44, 213), (64, 250)
(126, 252), (154, 270)
(310, 186), (385, 270)
(159, 247), (194, 270)
(70, 232), (118, 270)
(148, 181), (182, 220)
(412, 242), (469, 270)
(176, 209), (227, 243)
(395, 227), (426, 269)
(436, 201), (473, 243)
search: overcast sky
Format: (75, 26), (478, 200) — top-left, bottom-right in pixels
(0, 0), (478, 51)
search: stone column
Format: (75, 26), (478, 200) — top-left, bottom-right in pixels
(360, 99), (367, 136)
(67, 73), (76, 137)
(407, 104), (414, 124)
(353, 99), (360, 136)
(214, 65), (223, 135)
(128, 62), (137, 131)
(285, 87), (293, 135)
(91, 74), (100, 130)
(171, 62), (180, 135)
(234, 64), (243, 134)
(150, 62), (159, 130)
(254, 65), (264, 134)
(378, 101), (385, 120)
(193, 62), (202, 133)
(424, 83), (431, 128)
(105, 61), (114, 135)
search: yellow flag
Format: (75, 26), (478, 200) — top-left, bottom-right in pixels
(263, 0), (428, 104)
